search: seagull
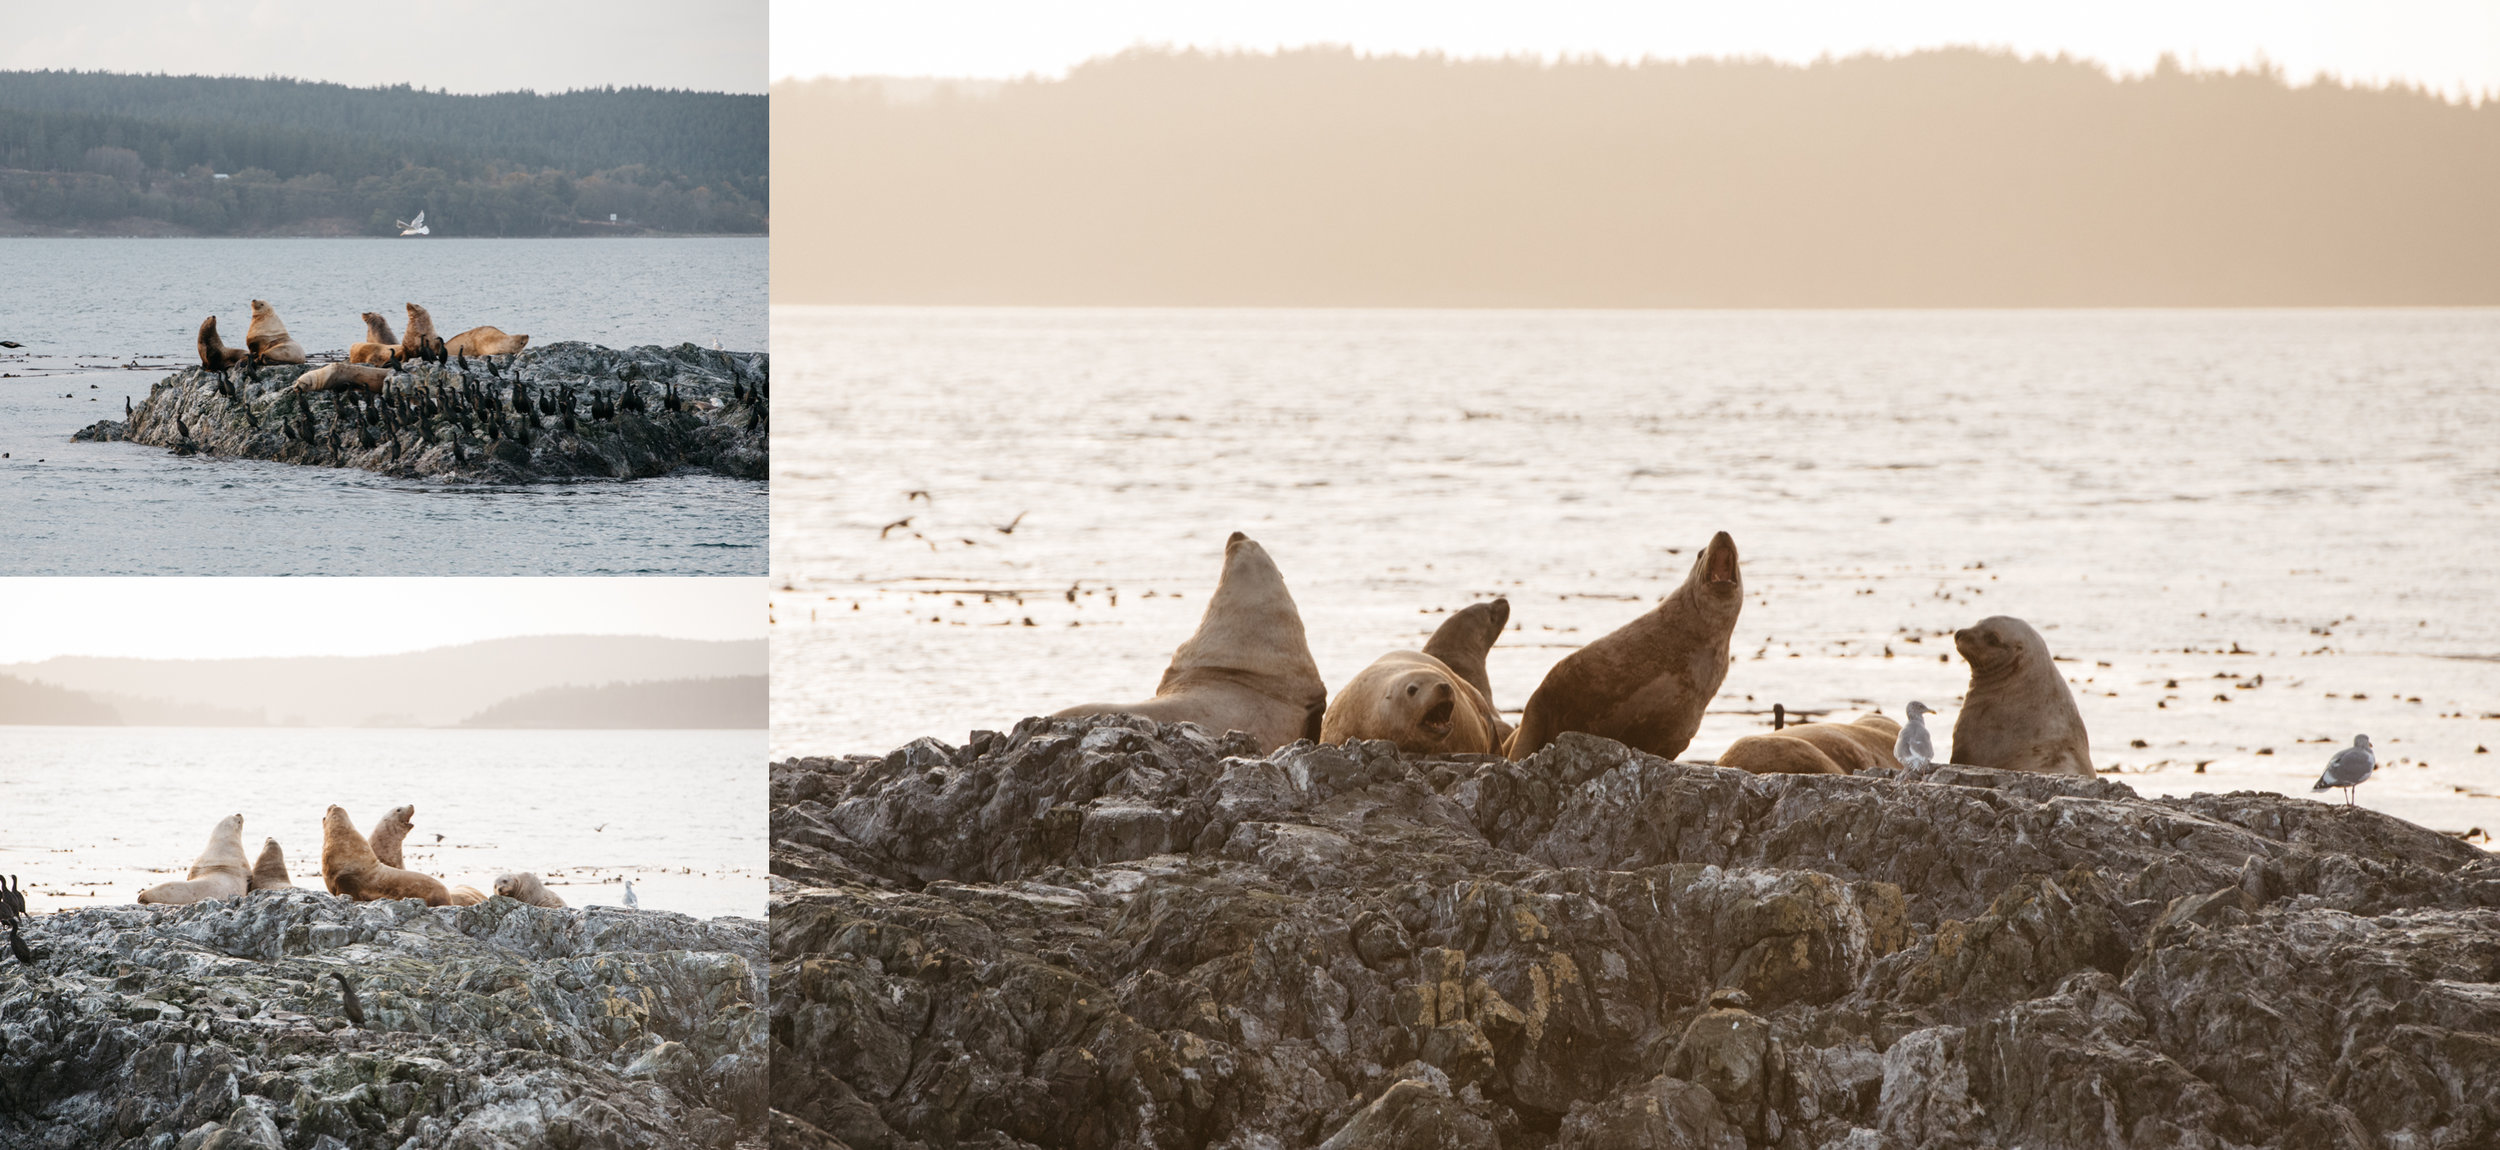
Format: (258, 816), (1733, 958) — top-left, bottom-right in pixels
(1895, 702), (1936, 770)
(623, 880), (639, 910)
(2311, 734), (2376, 808)
(396, 211), (429, 236)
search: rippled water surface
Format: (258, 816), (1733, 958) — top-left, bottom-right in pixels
(773, 306), (2500, 839)
(0, 727), (764, 920)
(0, 238), (766, 574)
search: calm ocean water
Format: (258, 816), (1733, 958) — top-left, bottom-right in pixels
(772, 306), (2500, 839)
(0, 237), (766, 575)
(0, 726), (764, 920)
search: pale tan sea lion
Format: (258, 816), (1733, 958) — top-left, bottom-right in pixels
(248, 837), (295, 891)
(1777, 719), (1896, 774)
(347, 342), (400, 366)
(1717, 734), (1846, 775)
(1420, 598), (1511, 714)
(369, 804), (416, 869)
(295, 363), (391, 393)
(137, 813), (250, 904)
(244, 300), (307, 365)
(196, 316), (248, 372)
(1051, 532), (1328, 753)
(400, 303), (443, 362)
(446, 885), (490, 906)
(445, 326), (530, 357)
(493, 872), (566, 908)
(1951, 615), (2095, 776)
(1323, 650), (1505, 755)
(321, 805), (452, 905)
(1506, 531), (1745, 761)
(361, 311), (399, 345)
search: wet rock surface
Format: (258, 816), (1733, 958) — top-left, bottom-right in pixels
(0, 889), (765, 1149)
(71, 342), (768, 483)
(771, 716), (2500, 1150)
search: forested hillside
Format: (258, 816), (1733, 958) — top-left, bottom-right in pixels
(0, 71), (766, 235)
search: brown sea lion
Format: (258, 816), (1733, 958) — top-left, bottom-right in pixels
(445, 326), (530, 357)
(1717, 734), (1845, 775)
(1776, 716), (1900, 774)
(136, 814), (250, 904)
(1506, 531), (1745, 761)
(1421, 598), (1511, 716)
(1051, 532), (1328, 753)
(244, 300), (307, 365)
(1951, 616), (2095, 776)
(493, 872), (566, 908)
(196, 316), (248, 372)
(295, 363), (391, 393)
(320, 805), (452, 905)
(348, 342), (400, 366)
(248, 837), (295, 891)
(400, 303), (444, 362)
(361, 311), (399, 345)
(446, 885), (490, 906)
(369, 804), (416, 869)
(1323, 650), (1505, 755)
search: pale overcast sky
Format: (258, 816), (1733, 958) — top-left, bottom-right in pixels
(771, 0), (2500, 98)
(2, 0), (765, 94)
(0, 579), (766, 663)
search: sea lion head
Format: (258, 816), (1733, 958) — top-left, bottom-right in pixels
(1674, 530), (1744, 615)
(386, 804), (415, 828)
(215, 813), (244, 836)
(249, 299), (272, 317)
(1382, 661), (1463, 742)
(1166, 532), (1319, 688)
(1955, 615), (2049, 679)
(322, 805), (353, 834)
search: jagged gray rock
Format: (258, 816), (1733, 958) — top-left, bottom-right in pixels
(772, 715), (2500, 1150)
(71, 342), (767, 483)
(0, 888), (765, 1149)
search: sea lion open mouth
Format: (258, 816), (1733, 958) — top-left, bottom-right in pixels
(1420, 696), (1455, 738)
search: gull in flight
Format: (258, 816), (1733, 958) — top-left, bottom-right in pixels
(396, 211), (429, 236)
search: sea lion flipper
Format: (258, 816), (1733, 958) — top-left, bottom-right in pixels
(1421, 596), (1509, 704)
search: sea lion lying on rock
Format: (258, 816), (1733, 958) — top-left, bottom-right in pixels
(1777, 714), (1902, 774)
(245, 300), (307, 365)
(494, 872), (566, 908)
(248, 837), (295, 891)
(1718, 734), (1845, 774)
(1323, 599), (1513, 755)
(296, 363), (391, 393)
(348, 343), (400, 366)
(196, 316), (248, 372)
(1507, 531), (1745, 760)
(1051, 532), (1328, 754)
(447, 885), (490, 906)
(321, 805), (452, 905)
(1952, 615), (2095, 776)
(446, 326), (530, 357)
(136, 814), (250, 904)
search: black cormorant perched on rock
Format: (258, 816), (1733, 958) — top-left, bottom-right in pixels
(333, 972), (365, 1026)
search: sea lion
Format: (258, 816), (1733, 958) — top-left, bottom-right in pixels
(361, 311), (400, 345)
(196, 316), (248, 372)
(369, 804), (416, 868)
(446, 885), (490, 906)
(1507, 531), (1745, 761)
(244, 300), (307, 365)
(1717, 734), (1845, 775)
(248, 837), (295, 891)
(1421, 598), (1511, 713)
(493, 872), (566, 908)
(348, 342), (400, 366)
(1050, 532), (1328, 753)
(400, 303), (444, 362)
(1323, 650), (1506, 755)
(296, 363), (391, 393)
(320, 805), (453, 905)
(1773, 715), (1901, 774)
(1951, 616), (2095, 776)
(446, 326), (530, 357)
(136, 813), (250, 904)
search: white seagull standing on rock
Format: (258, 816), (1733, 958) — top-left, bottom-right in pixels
(2311, 734), (2376, 808)
(1895, 701), (1936, 770)
(623, 880), (639, 910)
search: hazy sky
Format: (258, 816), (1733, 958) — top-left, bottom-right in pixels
(771, 0), (2500, 98)
(3, 0), (765, 94)
(0, 578), (766, 663)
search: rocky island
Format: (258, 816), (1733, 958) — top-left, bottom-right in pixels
(772, 716), (2500, 1149)
(0, 890), (764, 1148)
(72, 343), (767, 483)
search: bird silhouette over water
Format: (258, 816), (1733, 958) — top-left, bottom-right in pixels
(994, 511), (1028, 535)
(879, 516), (914, 539)
(2312, 734), (2376, 808)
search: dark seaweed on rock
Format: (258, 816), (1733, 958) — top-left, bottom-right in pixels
(0, 888), (764, 1148)
(771, 715), (2500, 1150)
(73, 341), (767, 483)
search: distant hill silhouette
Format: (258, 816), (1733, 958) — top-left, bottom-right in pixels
(455, 675), (767, 729)
(772, 47), (2500, 307)
(0, 674), (118, 725)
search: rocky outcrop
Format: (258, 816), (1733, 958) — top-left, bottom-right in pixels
(771, 716), (2500, 1150)
(0, 889), (765, 1148)
(71, 342), (767, 483)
